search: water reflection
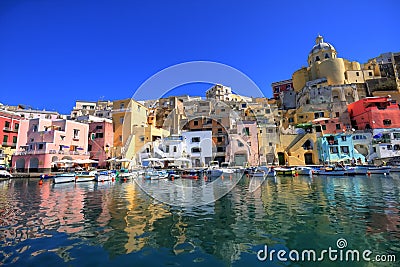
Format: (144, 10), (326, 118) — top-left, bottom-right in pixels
(0, 174), (399, 266)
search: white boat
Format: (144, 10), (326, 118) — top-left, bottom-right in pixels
(95, 171), (115, 182)
(367, 166), (391, 175)
(0, 169), (12, 180)
(53, 173), (76, 184)
(389, 166), (400, 172)
(346, 166), (368, 175)
(75, 171), (96, 182)
(316, 166), (346, 176)
(294, 166), (312, 176)
(220, 162), (235, 173)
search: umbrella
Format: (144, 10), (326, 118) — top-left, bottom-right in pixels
(73, 159), (98, 164)
(142, 158), (161, 162)
(54, 159), (74, 164)
(116, 158), (134, 162)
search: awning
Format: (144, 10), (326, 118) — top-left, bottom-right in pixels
(296, 123), (312, 129)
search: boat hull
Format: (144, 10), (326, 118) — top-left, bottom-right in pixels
(53, 174), (76, 184)
(367, 167), (391, 174)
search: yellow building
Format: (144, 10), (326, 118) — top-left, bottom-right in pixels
(112, 98), (148, 161)
(292, 35), (380, 96)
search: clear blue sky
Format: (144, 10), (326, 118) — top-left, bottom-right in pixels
(0, 0), (399, 114)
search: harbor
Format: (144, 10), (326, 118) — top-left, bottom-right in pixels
(1, 171), (399, 266)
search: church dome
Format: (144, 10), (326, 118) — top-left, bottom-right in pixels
(308, 35), (337, 65)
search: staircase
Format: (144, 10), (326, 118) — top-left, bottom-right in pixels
(122, 134), (134, 157)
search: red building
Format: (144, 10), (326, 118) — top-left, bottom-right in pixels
(348, 96), (400, 130)
(88, 120), (114, 168)
(0, 110), (21, 167)
(271, 79), (293, 100)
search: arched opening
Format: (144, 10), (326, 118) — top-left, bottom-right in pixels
(325, 53), (329, 59)
(29, 157), (39, 172)
(16, 158), (25, 172)
(302, 140), (313, 150)
(315, 56), (320, 61)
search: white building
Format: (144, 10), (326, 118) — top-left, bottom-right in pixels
(182, 131), (212, 167)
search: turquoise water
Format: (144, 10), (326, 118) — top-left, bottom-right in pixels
(0, 174), (399, 266)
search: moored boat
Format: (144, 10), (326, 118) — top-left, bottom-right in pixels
(294, 166), (312, 176)
(367, 166), (391, 175)
(0, 169), (12, 180)
(53, 173), (76, 184)
(75, 171), (96, 182)
(275, 167), (296, 176)
(95, 171), (115, 182)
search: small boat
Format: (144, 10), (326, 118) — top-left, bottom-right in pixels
(206, 161), (223, 177)
(294, 166), (312, 176)
(220, 162), (235, 173)
(389, 165), (400, 172)
(367, 166), (391, 175)
(346, 166), (368, 175)
(95, 171), (115, 182)
(275, 167), (296, 176)
(0, 169), (12, 180)
(53, 173), (76, 184)
(167, 173), (180, 180)
(40, 173), (56, 179)
(247, 167), (266, 177)
(75, 171), (96, 182)
(315, 166), (346, 176)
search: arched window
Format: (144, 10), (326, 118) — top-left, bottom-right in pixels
(325, 53), (329, 59)
(315, 56), (320, 61)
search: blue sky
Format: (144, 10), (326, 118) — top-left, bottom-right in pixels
(0, 0), (399, 114)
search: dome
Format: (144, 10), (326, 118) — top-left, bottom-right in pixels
(309, 35), (336, 54)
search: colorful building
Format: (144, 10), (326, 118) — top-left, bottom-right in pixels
(0, 110), (21, 167)
(88, 119), (114, 168)
(12, 119), (90, 172)
(317, 133), (365, 164)
(348, 96), (400, 130)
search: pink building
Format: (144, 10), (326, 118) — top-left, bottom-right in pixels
(227, 121), (259, 166)
(12, 118), (90, 172)
(88, 120), (113, 168)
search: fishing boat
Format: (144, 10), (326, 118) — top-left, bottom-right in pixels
(367, 166), (391, 175)
(315, 166), (346, 176)
(247, 167), (266, 177)
(95, 171), (115, 182)
(206, 161), (223, 177)
(75, 171), (96, 182)
(294, 166), (313, 176)
(53, 173), (76, 184)
(275, 167), (296, 176)
(346, 166), (368, 175)
(220, 162), (235, 173)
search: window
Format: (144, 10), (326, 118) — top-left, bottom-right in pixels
(243, 127), (250, 136)
(166, 145), (169, 153)
(322, 125), (327, 130)
(336, 124), (341, 130)
(14, 123), (19, 130)
(3, 135), (8, 143)
(315, 56), (320, 61)
(394, 144), (400, 151)
(383, 119), (391, 126)
(341, 136), (347, 141)
(120, 117), (124, 124)
(217, 147), (225, 152)
(119, 135), (122, 142)
(95, 133), (104, 138)
(269, 142), (273, 146)
(120, 103), (125, 109)
(218, 128), (223, 133)
(237, 141), (244, 147)
(217, 137), (223, 142)
(173, 146), (177, 152)
(73, 129), (80, 139)
(335, 112), (340, 118)
(191, 137), (200, 143)
(88, 144), (92, 151)
(288, 118), (294, 123)
(330, 146), (338, 153)
(191, 147), (201, 153)
(369, 72), (373, 76)
(393, 133), (400, 140)
(325, 53), (329, 59)
(193, 120), (199, 126)
(33, 125), (38, 132)
(5, 121), (10, 128)
(340, 146), (349, 154)
(38, 143), (44, 149)
(13, 136), (17, 144)
(387, 145), (392, 150)
(356, 72), (359, 76)
(96, 125), (103, 130)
